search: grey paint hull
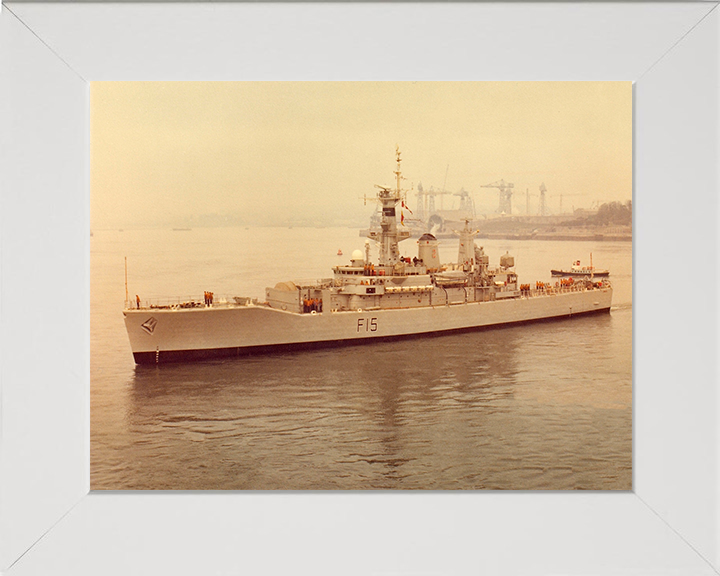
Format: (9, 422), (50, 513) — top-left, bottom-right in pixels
(124, 287), (612, 364)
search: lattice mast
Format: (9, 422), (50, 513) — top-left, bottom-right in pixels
(367, 147), (411, 267)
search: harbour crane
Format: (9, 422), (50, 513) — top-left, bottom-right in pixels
(415, 182), (453, 222)
(524, 187), (542, 215)
(553, 193), (585, 214)
(539, 183), (548, 216)
(538, 183), (585, 214)
(454, 187), (475, 217)
(480, 179), (515, 215)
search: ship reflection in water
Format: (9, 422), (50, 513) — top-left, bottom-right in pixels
(107, 312), (629, 490)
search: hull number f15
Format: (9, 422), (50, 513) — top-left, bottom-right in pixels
(357, 318), (378, 332)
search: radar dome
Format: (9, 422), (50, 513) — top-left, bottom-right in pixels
(352, 249), (364, 260)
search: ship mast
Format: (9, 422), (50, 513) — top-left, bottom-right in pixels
(395, 148), (402, 196)
(367, 147), (411, 267)
(456, 219), (479, 271)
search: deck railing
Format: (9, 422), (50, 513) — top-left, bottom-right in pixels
(126, 280), (610, 310)
(520, 281), (610, 299)
(126, 295), (257, 310)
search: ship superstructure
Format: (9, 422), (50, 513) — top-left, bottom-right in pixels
(124, 149), (612, 364)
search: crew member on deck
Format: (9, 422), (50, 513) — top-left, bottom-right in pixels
(136, 294), (140, 309)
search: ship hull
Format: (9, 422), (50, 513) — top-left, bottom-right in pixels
(124, 288), (612, 364)
(551, 269), (610, 277)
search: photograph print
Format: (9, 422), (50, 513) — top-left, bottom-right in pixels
(91, 82), (632, 490)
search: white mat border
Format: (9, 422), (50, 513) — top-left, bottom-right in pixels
(1, 3), (718, 574)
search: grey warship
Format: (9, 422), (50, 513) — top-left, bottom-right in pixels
(124, 149), (612, 364)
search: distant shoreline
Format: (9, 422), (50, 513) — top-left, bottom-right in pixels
(478, 232), (632, 242)
(359, 228), (632, 242)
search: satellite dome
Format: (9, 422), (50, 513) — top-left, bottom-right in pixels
(351, 249), (364, 260)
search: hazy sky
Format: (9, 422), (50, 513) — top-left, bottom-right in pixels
(91, 82), (631, 228)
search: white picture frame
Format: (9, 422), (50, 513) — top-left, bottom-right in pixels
(1, 2), (718, 574)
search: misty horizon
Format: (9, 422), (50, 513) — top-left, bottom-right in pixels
(91, 82), (632, 230)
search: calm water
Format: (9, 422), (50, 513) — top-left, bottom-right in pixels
(91, 227), (632, 490)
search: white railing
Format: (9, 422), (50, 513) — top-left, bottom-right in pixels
(291, 278), (334, 288)
(126, 295), (257, 310)
(520, 281), (610, 299)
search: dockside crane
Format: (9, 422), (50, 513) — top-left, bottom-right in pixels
(415, 182), (453, 222)
(525, 187), (542, 215)
(481, 179), (515, 215)
(539, 183), (548, 216)
(554, 193), (585, 214)
(454, 187), (475, 217)
(538, 183), (585, 214)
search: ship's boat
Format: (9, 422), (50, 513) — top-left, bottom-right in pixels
(551, 259), (610, 278)
(124, 149), (613, 364)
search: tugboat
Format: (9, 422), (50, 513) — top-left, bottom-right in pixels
(551, 257), (610, 278)
(124, 148), (613, 364)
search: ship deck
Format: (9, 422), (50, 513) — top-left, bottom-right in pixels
(125, 282), (610, 313)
